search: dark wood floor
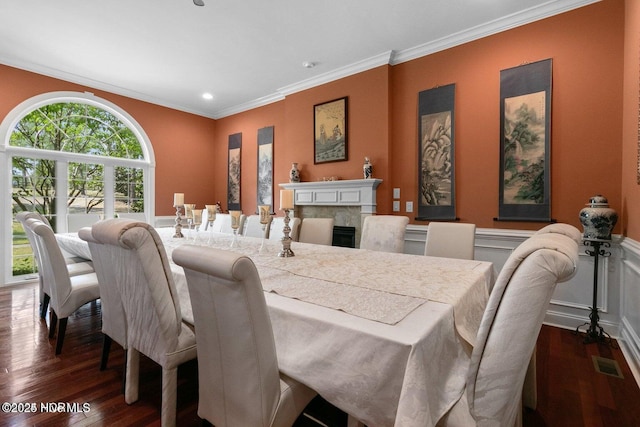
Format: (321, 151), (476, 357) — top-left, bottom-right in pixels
(1, 281), (639, 427)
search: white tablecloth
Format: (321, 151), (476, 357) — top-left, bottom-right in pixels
(56, 227), (494, 427)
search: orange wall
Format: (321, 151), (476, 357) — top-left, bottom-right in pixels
(213, 66), (391, 213)
(621, 0), (640, 241)
(2, 0), (631, 235)
(391, 0), (625, 230)
(217, 0), (626, 231)
(0, 64), (217, 216)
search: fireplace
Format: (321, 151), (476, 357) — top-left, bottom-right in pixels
(280, 179), (382, 247)
(332, 226), (356, 248)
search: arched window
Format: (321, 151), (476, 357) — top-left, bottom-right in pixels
(0, 92), (155, 284)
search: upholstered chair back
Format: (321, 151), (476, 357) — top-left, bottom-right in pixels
(425, 222), (476, 260)
(173, 246), (284, 426)
(243, 214), (272, 238)
(298, 218), (335, 246)
(28, 218), (78, 317)
(91, 219), (183, 361)
(464, 233), (578, 426)
(359, 215), (409, 253)
(78, 226), (128, 350)
(535, 223), (582, 245)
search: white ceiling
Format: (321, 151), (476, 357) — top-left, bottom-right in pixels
(0, 0), (597, 119)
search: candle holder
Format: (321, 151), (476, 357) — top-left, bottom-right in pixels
(173, 205), (184, 238)
(258, 205), (271, 254)
(277, 209), (295, 257)
(184, 204), (196, 241)
(206, 205), (217, 245)
(230, 211), (241, 248)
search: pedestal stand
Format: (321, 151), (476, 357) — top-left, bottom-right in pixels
(575, 239), (613, 345)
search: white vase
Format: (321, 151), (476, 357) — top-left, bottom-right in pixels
(289, 162), (300, 183)
(579, 195), (618, 240)
(363, 157), (372, 179)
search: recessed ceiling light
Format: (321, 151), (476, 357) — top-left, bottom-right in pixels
(202, 92), (214, 100)
(302, 61), (316, 69)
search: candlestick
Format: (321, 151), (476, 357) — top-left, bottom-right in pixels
(277, 209), (295, 257)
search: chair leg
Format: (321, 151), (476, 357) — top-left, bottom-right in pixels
(161, 367), (178, 427)
(121, 350), (127, 395)
(124, 349), (140, 404)
(40, 293), (50, 319)
(100, 334), (112, 371)
(55, 317), (68, 355)
(48, 310), (58, 338)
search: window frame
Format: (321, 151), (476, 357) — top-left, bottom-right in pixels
(0, 91), (155, 285)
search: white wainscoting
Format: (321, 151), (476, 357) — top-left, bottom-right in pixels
(407, 224), (640, 385)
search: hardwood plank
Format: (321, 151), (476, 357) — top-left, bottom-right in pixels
(2, 281), (640, 426)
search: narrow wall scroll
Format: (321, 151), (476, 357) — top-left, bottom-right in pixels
(498, 59), (552, 222)
(417, 83), (456, 220)
(257, 126), (274, 212)
(227, 133), (242, 211)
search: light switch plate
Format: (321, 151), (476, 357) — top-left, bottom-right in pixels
(393, 201), (400, 212)
(406, 201), (413, 213)
(393, 188), (400, 199)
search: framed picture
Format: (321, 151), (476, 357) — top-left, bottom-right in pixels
(498, 59), (552, 222)
(314, 96), (348, 164)
(417, 83), (456, 220)
(257, 126), (274, 212)
(227, 133), (241, 211)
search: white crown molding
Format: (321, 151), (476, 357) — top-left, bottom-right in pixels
(214, 0), (599, 118)
(277, 51), (395, 97)
(1, 0), (600, 120)
(391, 0), (600, 65)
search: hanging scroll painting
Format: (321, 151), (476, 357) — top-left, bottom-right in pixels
(498, 59), (552, 222)
(227, 133), (242, 211)
(417, 83), (456, 220)
(257, 126), (274, 212)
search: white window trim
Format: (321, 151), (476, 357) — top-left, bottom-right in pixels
(0, 91), (156, 285)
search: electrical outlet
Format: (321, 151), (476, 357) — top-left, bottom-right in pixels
(393, 188), (400, 199)
(406, 201), (413, 213)
(393, 201), (400, 212)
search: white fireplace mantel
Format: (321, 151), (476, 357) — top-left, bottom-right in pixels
(279, 179), (383, 214)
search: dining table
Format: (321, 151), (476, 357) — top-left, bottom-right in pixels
(56, 226), (494, 427)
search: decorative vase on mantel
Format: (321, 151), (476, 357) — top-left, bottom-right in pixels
(289, 162), (300, 183)
(579, 194), (618, 240)
(363, 157), (373, 179)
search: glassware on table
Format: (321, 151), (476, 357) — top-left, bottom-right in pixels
(184, 204), (196, 240)
(229, 210), (241, 248)
(192, 209), (202, 242)
(205, 204), (217, 245)
(258, 205), (271, 254)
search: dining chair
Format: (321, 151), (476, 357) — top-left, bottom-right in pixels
(269, 216), (301, 242)
(91, 218), (197, 427)
(535, 223), (582, 245)
(437, 231), (579, 427)
(116, 212), (148, 222)
(243, 214), (271, 238)
(66, 212), (102, 232)
(298, 218), (335, 246)
(27, 218), (101, 355)
(172, 245), (317, 427)
(424, 222), (476, 260)
(78, 226), (128, 374)
(359, 215), (409, 253)
(16, 212), (93, 319)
